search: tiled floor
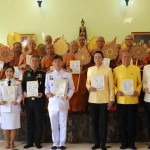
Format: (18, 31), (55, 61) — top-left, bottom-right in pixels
(0, 141), (149, 150)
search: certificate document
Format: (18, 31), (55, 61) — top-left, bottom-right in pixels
(3, 86), (15, 101)
(0, 61), (4, 70)
(122, 79), (134, 95)
(147, 78), (150, 92)
(92, 75), (104, 90)
(50, 66), (54, 72)
(14, 67), (22, 80)
(103, 58), (110, 67)
(26, 55), (32, 66)
(70, 60), (80, 74)
(53, 79), (67, 97)
(27, 81), (38, 97)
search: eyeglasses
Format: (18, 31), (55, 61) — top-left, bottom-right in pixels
(125, 39), (133, 41)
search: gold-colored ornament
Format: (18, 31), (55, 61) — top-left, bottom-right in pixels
(0, 46), (14, 63)
(130, 45), (147, 60)
(53, 35), (69, 56)
(7, 32), (21, 48)
(88, 36), (98, 52)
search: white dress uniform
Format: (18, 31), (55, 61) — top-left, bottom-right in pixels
(0, 78), (22, 129)
(45, 69), (74, 147)
(143, 65), (150, 102)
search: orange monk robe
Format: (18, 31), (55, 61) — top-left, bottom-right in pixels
(64, 53), (87, 112)
(41, 53), (55, 73)
(22, 50), (38, 65)
(21, 50), (38, 74)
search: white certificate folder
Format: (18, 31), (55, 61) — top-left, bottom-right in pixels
(27, 81), (38, 97)
(3, 86), (16, 101)
(122, 79), (134, 95)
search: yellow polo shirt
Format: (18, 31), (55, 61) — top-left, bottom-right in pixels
(86, 65), (114, 104)
(113, 64), (142, 104)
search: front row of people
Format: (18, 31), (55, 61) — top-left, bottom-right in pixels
(0, 52), (149, 150)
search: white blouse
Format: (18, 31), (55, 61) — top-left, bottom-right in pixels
(0, 78), (22, 112)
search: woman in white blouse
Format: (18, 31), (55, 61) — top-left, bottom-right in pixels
(0, 66), (22, 149)
(143, 64), (150, 149)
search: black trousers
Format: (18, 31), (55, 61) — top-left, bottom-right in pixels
(144, 101), (150, 137)
(117, 104), (137, 146)
(90, 103), (108, 147)
(25, 98), (45, 145)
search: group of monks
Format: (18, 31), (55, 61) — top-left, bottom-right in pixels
(1, 34), (150, 112)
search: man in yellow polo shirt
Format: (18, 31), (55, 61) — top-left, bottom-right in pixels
(113, 51), (142, 150)
(86, 51), (114, 150)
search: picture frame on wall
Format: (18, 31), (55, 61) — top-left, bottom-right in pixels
(131, 32), (150, 48)
(20, 34), (36, 48)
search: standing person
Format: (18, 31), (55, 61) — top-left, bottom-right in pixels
(86, 51), (114, 150)
(41, 43), (55, 73)
(113, 51), (142, 149)
(0, 65), (22, 149)
(45, 55), (74, 150)
(143, 64), (150, 149)
(22, 55), (45, 149)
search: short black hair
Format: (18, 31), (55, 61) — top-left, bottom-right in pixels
(93, 51), (104, 58)
(4, 65), (15, 73)
(52, 55), (63, 61)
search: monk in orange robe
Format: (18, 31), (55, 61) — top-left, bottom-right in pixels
(18, 39), (38, 72)
(63, 40), (88, 112)
(41, 44), (55, 73)
(0, 42), (22, 79)
(78, 36), (91, 112)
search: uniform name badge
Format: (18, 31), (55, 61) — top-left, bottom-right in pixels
(122, 79), (134, 95)
(27, 81), (38, 97)
(70, 60), (80, 74)
(3, 86), (16, 101)
(26, 55), (32, 66)
(93, 75), (104, 90)
(53, 79), (67, 97)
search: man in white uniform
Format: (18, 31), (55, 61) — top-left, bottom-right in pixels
(45, 55), (74, 150)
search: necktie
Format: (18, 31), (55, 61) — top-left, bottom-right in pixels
(8, 80), (11, 86)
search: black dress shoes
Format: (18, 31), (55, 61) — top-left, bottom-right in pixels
(101, 146), (107, 150)
(24, 144), (33, 148)
(120, 145), (127, 149)
(35, 144), (42, 149)
(130, 146), (137, 150)
(91, 144), (100, 149)
(51, 146), (58, 149)
(58, 146), (67, 149)
(148, 145), (150, 149)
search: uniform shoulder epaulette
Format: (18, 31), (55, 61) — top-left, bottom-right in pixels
(63, 69), (70, 73)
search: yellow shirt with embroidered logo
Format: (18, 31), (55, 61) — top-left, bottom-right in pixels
(113, 64), (142, 104)
(86, 65), (114, 104)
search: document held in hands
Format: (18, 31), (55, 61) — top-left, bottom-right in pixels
(27, 81), (38, 97)
(70, 60), (80, 74)
(3, 86), (16, 101)
(122, 79), (134, 95)
(92, 75), (105, 90)
(53, 79), (67, 97)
